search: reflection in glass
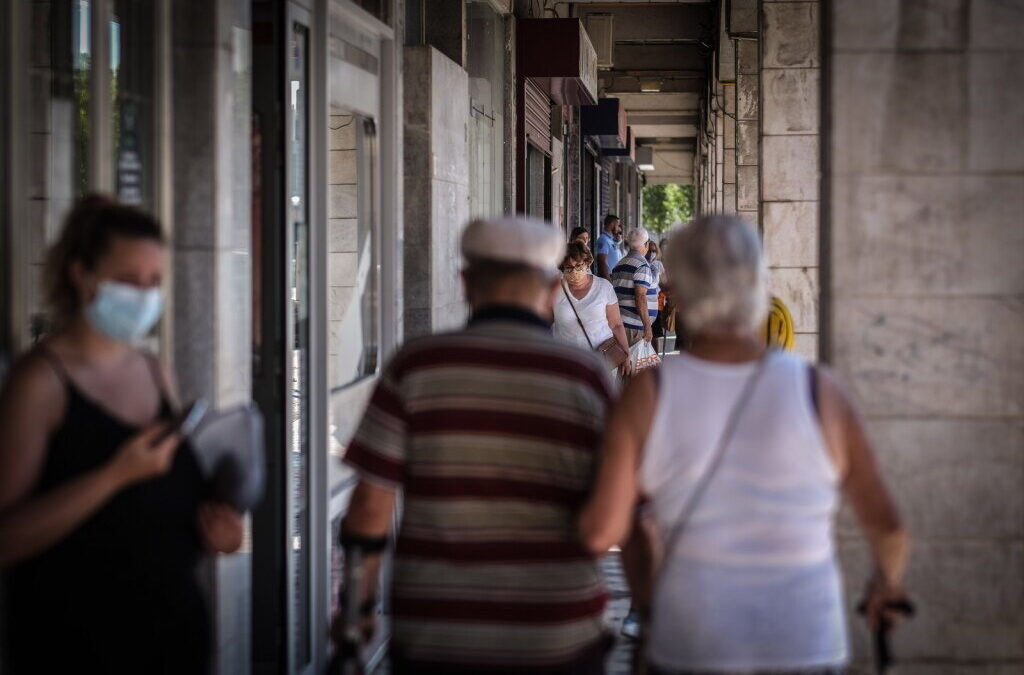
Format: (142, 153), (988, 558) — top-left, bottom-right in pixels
(327, 112), (379, 393)
(467, 2), (506, 220)
(24, 0), (92, 340)
(325, 111), (380, 496)
(287, 21), (311, 671)
(111, 0), (154, 207)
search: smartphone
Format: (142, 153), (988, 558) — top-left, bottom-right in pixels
(170, 398), (209, 438)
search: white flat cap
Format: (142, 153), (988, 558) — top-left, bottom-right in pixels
(461, 217), (566, 276)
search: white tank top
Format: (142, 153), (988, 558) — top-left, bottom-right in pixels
(640, 351), (848, 671)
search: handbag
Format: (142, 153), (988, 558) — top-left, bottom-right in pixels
(561, 283), (629, 368)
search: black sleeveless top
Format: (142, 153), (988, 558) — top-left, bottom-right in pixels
(3, 349), (210, 674)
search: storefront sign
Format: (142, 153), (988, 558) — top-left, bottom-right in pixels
(517, 19), (598, 106)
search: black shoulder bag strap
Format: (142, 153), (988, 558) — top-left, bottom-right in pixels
(660, 349), (776, 560)
(561, 283), (595, 350)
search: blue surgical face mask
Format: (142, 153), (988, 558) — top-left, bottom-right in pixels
(84, 281), (164, 342)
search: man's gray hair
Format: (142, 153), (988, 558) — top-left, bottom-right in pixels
(664, 215), (768, 335)
(625, 227), (650, 250)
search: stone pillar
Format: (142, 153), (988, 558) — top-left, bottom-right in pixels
(735, 38), (759, 226)
(827, 0), (1024, 670)
(171, 0), (252, 672)
(714, 86), (725, 213)
(723, 82), (737, 214)
(403, 45), (470, 339)
(760, 1), (820, 361)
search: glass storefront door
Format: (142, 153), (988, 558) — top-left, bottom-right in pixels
(284, 8), (315, 672)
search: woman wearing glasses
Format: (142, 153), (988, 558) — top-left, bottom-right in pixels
(552, 242), (631, 377)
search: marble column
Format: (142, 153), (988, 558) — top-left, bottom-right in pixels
(828, 0), (1024, 670)
(760, 0), (820, 361)
(403, 45), (470, 339)
(735, 38), (759, 226)
(171, 0), (253, 672)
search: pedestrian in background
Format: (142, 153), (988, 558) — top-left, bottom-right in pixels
(334, 217), (614, 674)
(611, 227), (659, 346)
(579, 215), (909, 675)
(0, 196), (243, 674)
(595, 214), (623, 280)
(553, 242), (631, 378)
(570, 226), (591, 248)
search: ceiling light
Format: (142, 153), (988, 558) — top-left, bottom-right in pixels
(636, 147), (655, 171)
(639, 79), (662, 93)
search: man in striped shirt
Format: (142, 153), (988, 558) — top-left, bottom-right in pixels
(611, 227), (659, 346)
(335, 217), (614, 674)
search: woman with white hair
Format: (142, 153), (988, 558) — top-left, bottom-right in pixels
(579, 215), (910, 674)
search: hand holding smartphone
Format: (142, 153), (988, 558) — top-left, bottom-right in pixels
(167, 398), (209, 439)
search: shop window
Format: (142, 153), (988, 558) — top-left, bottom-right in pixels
(285, 20), (312, 670)
(327, 110), (380, 394)
(111, 0), (155, 207)
(352, 0), (389, 25)
(467, 2), (506, 219)
(526, 143), (550, 221)
(16, 0), (160, 346)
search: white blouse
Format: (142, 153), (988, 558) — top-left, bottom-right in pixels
(552, 277), (619, 350)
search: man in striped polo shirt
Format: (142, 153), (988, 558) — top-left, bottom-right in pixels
(611, 227), (659, 346)
(335, 217), (614, 674)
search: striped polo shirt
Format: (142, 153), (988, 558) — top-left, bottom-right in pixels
(611, 250), (659, 330)
(345, 306), (613, 672)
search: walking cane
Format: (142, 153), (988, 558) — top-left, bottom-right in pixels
(857, 599), (916, 674)
(329, 532), (389, 675)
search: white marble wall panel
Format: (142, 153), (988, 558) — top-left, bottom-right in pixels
(838, 540), (1024, 665)
(762, 68), (819, 135)
(971, 0), (1024, 51)
(768, 267), (818, 333)
(329, 218), (358, 254)
(762, 2), (819, 69)
(968, 53), (1024, 172)
(832, 296), (1023, 419)
(762, 135), (819, 201)
(761, 2), (820, 372)
(736, 165), (759, 212)
(792, 333), (818, 362)
(763, 201), (818, 268)
(836, 419), (1024, 540)
(831, 53), (967, 175)
(403, 46), (470, 338)
(834, 0), (967, 51)
(832, 175), (1024, 296)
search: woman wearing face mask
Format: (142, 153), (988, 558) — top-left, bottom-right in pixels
(0, 196), (243, 674)
(552, 242), (631, 377)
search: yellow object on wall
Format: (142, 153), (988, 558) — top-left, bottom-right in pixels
(762, 296), (795, 350)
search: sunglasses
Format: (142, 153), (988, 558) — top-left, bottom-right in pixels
(561, 263), (588, 272)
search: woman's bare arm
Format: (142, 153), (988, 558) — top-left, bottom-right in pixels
(0, 355), (178, 566)
(579, 369), (658, 555)
(158, 354), (247, 552)
(605, 303), (629, 353)
(818, 367), (910, 625)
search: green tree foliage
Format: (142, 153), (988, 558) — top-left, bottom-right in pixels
(642, 183), (694, 234)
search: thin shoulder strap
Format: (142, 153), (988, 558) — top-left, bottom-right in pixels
(561, 283), (595, 349)
(36, 344), (71, 385)
(808, 362), (821, 423)
(142, 352), (170, 403)
(660, 349), (775, 561)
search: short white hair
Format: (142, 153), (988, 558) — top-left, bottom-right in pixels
(664, 215), (768, 335)
(625, 227), (650, 250)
